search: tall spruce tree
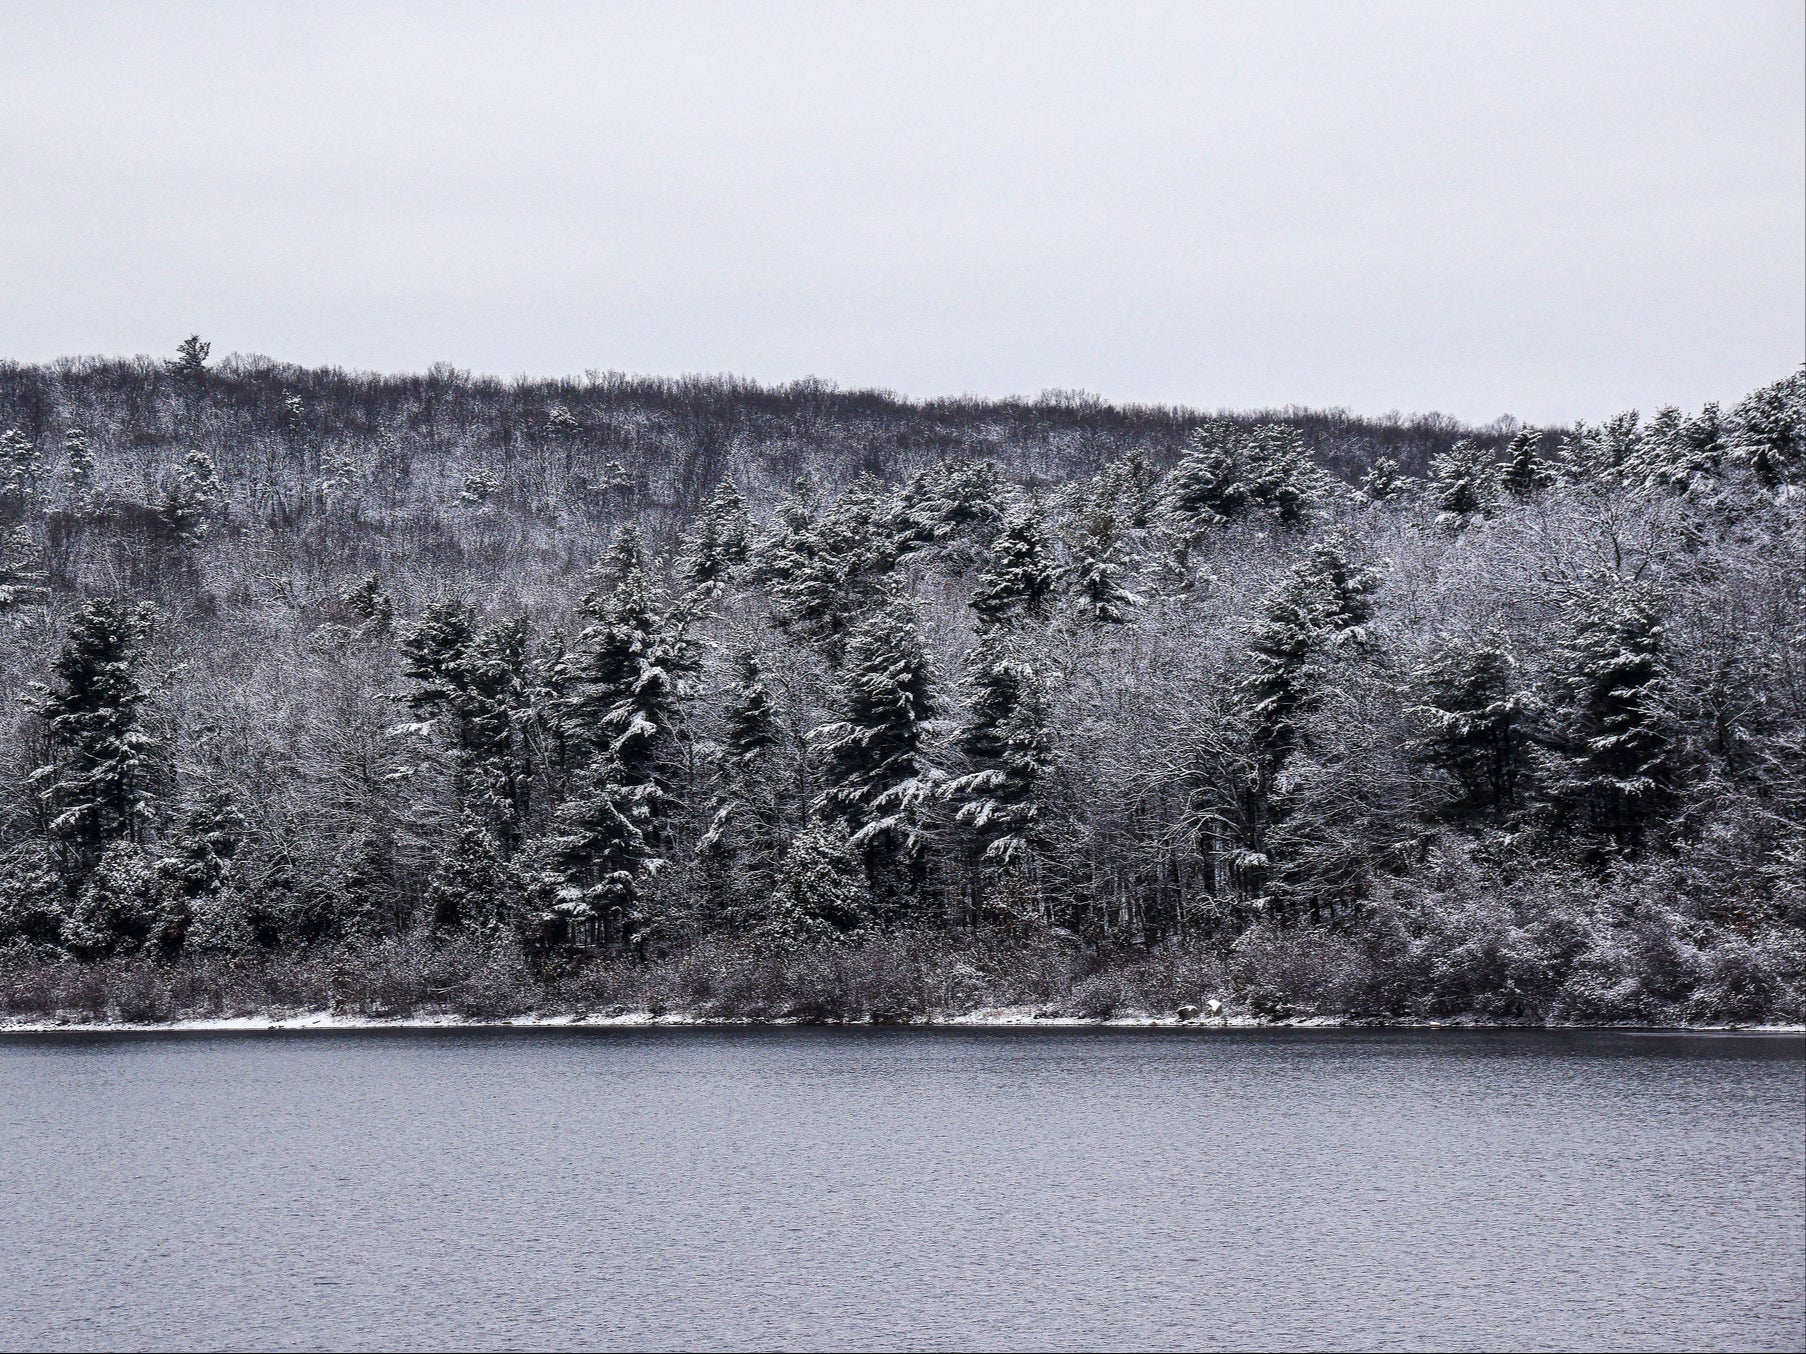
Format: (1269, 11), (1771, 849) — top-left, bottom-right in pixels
(1430, 439), (1498, 527)
(1549, 581), (1674, 854)
(1499, 429), (1554, 498)
(167, 334), (211, 382)
(971, 504), (1056, 630)
(679, 478), (752, 589)
(0, 429), (45, 514)
(1164, 422), (1249, 532)
(815, 596), (940, 880)
(1066, 508), (1139, 626)
(31, 601), (158, 865)
(943, 635), (1055, 870)
(1409, 632), (1536, 824)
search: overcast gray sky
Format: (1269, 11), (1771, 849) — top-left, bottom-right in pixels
(1, 0), (1800, 424)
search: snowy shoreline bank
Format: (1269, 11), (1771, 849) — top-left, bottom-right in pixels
(5, 1007), (1800, 1036)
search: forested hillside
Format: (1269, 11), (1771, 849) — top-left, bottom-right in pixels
(1, 344), (1802, 1024)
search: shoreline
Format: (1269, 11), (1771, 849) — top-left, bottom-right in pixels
(4, 1007), (1801, 1036)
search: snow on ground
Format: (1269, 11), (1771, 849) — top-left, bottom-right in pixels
(2, 1008), (1799, 1034)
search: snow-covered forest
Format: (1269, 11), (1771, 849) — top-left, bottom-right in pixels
(1, 343), (1802, 1024)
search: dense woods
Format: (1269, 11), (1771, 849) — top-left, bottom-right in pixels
(1, 345), (1802, 1024)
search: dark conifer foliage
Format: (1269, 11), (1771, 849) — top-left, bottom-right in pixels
(0, 348), (1802, 1021)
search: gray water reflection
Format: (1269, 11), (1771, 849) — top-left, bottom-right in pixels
(1, 1027), (1800, 1352)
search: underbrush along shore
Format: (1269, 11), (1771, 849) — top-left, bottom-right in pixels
(3, 925), (1800, 1029)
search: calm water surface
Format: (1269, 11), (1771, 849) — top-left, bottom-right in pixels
(0, 1027), (1800, 1352)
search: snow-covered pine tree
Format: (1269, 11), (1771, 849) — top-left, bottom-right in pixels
(1065, 508), (1140, 626)
(1163, 422), (1249, 532)
(893, 459), (1009, 556)
(1358, 457), (1413, 504)
(724, 649), (780, 767)
(161, 788), (245, 901)
(0, 526), (47, 615)
(1409, 631), (1537, 824)
(1730, 367), (1805, 488)
(398, 603), (538, 840)
(529, 755), (650, 951)
(679, 478), (753, 589)
(686, 494), (748, 593)
(61, 428), (97, 501)
(767, 822), (871, 942)
(970, 504), (1056, 630)
(280, 393), (307, 436)
(1244, 537), (1379, 769)
(1429, 438), (1498, 528)
(695, 649), (787, 927)
(566, 554), (694, 868)
(166, 334), (211, 382)
(815, 595), (940, 892)
(1499, 429), (1555, 498)
(545, 403), (582, 444)
(943, 634), (1056, 872)
(760, 477), (894, 646)
(31, 600), (159, 867)
(1090, 448), (1159, 531)
(0, 428), (45, 515)
(425, 811), (517, 933)
(342, 572), (394, 628)
(1548, 580), (1674, 854)
(1560, 412), (1645, 484)
(1242, 424), (1324, 524)
(160, 450), (222, 543)
(61, 840), (185, 960)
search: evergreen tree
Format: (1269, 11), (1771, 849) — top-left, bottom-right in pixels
(761, 478), (893, 645)
(530, 755), (650, 950)
(816, 597), (939, 866)
(30, 600), (158, 865)
(426, 812), (516, 933)
(337, 828), (395, 938)
(167, 334), (211, 382)
(545, 404), (582, 443)
(767, 823), (871, 941)
(1066, 508), (1139, 626)
(161, 789), (245, 901)
(893, 459), (1009, 555)
(342, 572), (394, 627)
(1560, 412), (1644, 484)
(679, 479), (752, 588)
(1409, 632), (1536, 824)
(1499, 429), (1554, 497)
(570, 563), (689, 808)
(399, 603), (537, 839)
(1245, 539), (1379, 767)
(970, 504), (1056, 630)
(459, 467), (502, 506)
(280, 393), (307, 435)
(61, 842), (184, 959)
(61, 428), (97, 501)
(943, 635), (1056, 868)
(696, 650), (787, 929)
(1358, 457), (1413, 503)
(0, 526), (47, 615)
(1549, 581), (1674, 853)
(1164, 422), (1249, 531)
(160, 450), (222, 542)
(0, 428), (45, 514)
(1430, 439), (1497, 527)
(1730, 367), (1805, 487)
(1243, 424), (1324, 524)
(1090, 449), (1159, 531)
(724, 649), (780, 766)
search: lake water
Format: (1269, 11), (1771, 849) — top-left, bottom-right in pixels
(1, 1027), (1801, 1352)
